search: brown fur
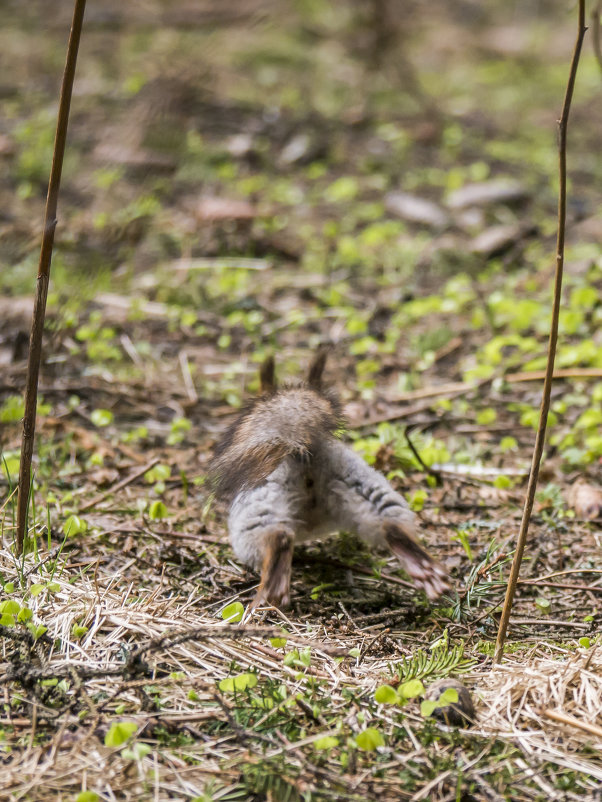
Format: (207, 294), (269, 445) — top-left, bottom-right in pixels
(253, 528), (295, 608)
(384, 523), (449, 600)
(210, 352), (341, 500)
(259, 355), (276, 394)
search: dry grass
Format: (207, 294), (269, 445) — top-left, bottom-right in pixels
(1, 520), (600, 801)
(2, 1), (602, 799)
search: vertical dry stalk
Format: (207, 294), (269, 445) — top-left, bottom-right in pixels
(593, 1), (602, 73)
(15, 0), (87, 556)
(494, 1), (587, 663)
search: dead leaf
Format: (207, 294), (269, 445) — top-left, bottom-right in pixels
(195, 196), (256, 222)
(0, 134), (15, 156)
(385, 191), (449, 228)
(567, 482), (602, 520)
(88, 468), (120, 487)
(447, 180), (529, 210)
(470, 223), (525, 257)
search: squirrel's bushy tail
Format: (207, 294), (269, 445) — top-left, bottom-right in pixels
(210, 351), (339, 499)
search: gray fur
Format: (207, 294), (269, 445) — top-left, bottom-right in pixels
(228, 437), (448, 601)
(213, 356), (449, 604)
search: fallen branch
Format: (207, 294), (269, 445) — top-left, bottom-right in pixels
(494, 1), (588, 663)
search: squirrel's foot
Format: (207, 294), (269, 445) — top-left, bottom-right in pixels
(252, 528), (294, 608)
(384, 522), (450, 601)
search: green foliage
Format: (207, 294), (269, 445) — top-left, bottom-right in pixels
(3, 8), (601, 799)
(14, 109), (78, 185)
(145, 464), (171, 483)
(374, 678), (426, 706)
(476, 408), (497, 425)
(393, 642), (476, 684)
(324, 176), (360, 203)
(1, 451), (21, 482)
(451, 526), (474, 561)
(167, 416), (192, 445)
(283, 648), (311, 668)
(374, 685), (399, 705)
(75, 792), (99, 802)
(27, 623), (48, 640)
(314, 735), (339, 750)
(121, 742), (152, 761)
(63, 515), (87, 537)
(399, 679), (426, 699)
(90, 409), (114, 427)
(148, 500), (168, 520)
(421, 688), (459, 718)
(104, 720), (138, 747)
(75, 313), (123, 363)
(221, 602), (244, 622)
(452, 540), (510, 620)
(72, 623), (89, 639)
(354, 727), (384, 751)
(409, 488), (428, 512)
(219, 673), (258, 693)
(0, 396), (25, 423)
(0, 600), (21, 626)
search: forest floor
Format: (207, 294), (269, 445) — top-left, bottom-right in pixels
(1, 1), (602, 800)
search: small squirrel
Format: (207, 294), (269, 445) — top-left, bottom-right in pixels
(211, 351), (449, 607)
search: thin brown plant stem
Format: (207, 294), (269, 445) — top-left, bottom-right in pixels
(494, 1), (587, 664)
(15, 0), (87, 556)
(593, 0), (602, 73)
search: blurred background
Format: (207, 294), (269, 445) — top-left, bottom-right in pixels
(0, 0), (601, 432)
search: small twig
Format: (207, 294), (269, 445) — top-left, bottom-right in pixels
(403, 426), (441, 484)
(542, 708), (602, 739)
(494, 1), (587, 664)
(22, 546), (62, 579)
(0, 486), (18, 515)
(179, 350), (198, 403)
(508, 618), (590, 629)
(519, 567), (602, 582)
(506, 367), (602, 382)
(15, 0), (87, 556)
(350, 380), (491, 429)
(212, 693), (276, 747)
(308, 555), (415, 591)
(295, 696), (328, 726)
(78, 458), (160, 512)
(358, 627), (390, 663)
(518, 581), (602, 594)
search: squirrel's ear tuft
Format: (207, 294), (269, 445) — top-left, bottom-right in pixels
(259, 355), (277, 394)
(307, 348), (328, 390)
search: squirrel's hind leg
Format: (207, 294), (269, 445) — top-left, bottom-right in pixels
(228, 463), (303, 608)
(316, 440), (450, 600)
(383, 522), (449, 601)
(252, 527), (294, 608)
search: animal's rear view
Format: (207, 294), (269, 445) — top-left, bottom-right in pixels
(211, 352), (449, 607)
